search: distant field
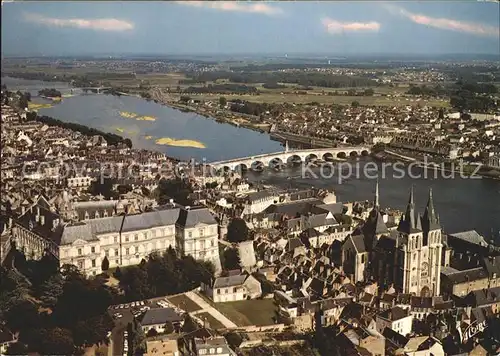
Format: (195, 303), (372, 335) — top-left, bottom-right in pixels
(172, 92), (450, 107)
(214, 299), (277, 327)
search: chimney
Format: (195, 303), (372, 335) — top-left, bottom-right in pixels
(40, 215), (45, 226)
(21, 206), (26, 215)
(8, 217), (12, 228)
(52, 219), (59, 230)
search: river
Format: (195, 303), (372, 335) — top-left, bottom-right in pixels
(2, 76), (499, 238)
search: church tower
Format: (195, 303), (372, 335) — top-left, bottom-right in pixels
(397, 187), (443, 297)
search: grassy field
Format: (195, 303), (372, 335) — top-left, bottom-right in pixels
(196, 312), (226, 329)
(214, 299), (277, 327)
(167, 294), (202, 312)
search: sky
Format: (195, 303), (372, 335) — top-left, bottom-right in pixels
(1, 1), (499, 56)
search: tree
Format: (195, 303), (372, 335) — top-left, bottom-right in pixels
(39, 274), (64, 308)
(101, 256), (110, 272)
(351, 101), (360, 108)
(114, 266), (122, 279)
(226, 218), (250, 243)
(146, 328), (158, 337)
(223, 248), (241, 271)
(5, 301), (41, 333)
(219, 96), (227, 108)
(37, 327), (74, 355)
(363, 88), (374, 96)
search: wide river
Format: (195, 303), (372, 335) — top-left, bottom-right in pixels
(3, 76), (499, 238)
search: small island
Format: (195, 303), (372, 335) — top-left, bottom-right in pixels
(38, 88), (62, 98)
(155, 137), (206, 149)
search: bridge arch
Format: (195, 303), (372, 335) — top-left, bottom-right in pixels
(234, 163), (248, 174)
(305, 153), (318, 163)
(349, 151), (358, 157)
(323, 152), (334, 161)
(361, 149), (370, 156)
(269, 157), (284, 169)
(286, 154), (302, 166)
(251, 161), (265, 171)
(337, 151), (347, 159)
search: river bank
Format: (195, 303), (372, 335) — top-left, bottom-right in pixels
(382, 150), (500, 181)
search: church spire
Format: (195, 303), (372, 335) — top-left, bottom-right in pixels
(424, 188), (437, 224)
(404, 185), (417, 229)
(374, 179), (380, 209)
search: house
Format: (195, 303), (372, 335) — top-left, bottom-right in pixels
(403, 336), (444, 356)
(140, 308), (183, 334)
(202, 274), (262, 302)
(375, 306), (413, 337)
(194, 337), (236, 356)
(242, 191), (279, 215)
(145, 336), (179, 356)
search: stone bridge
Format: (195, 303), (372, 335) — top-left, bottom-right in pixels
(209, 146), (371, 171)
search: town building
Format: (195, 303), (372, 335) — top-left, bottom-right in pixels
(202, 273), (262, 302)
(12, 200), (222, 276)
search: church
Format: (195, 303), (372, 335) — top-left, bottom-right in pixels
(342, 182), (444, 297)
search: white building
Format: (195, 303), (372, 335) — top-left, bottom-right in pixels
(202, 274), (262, 302)
(175, 207), (222, 274)
(13, 201), (222, 276)
(376, 306), (413, 337)
(242, 191), (279, 215)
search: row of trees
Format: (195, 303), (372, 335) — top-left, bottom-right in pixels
(116, 247), (215, 301)
(449, 80), (498, 113)
(38, 88), (62, 98)
(2, 252), (115, 355)
(26, 112), (133, 148)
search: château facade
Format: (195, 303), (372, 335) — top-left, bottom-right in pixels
(12, 198), (221, 276)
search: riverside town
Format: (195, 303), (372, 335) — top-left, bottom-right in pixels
(1, 1), (500, 356)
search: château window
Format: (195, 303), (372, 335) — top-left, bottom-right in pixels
(91, 259), (96, 267)
(91, 246), (95, 253)
(211, 239), (215, 247)
(134, 234), (138, 241)
(78, 248), (82, 256)
(114, 236), (118, 243)
(199, 228), (204, 236)
(188, 231), (192, 238)
(125, 248), (129, 255)
(135, 246), (139, 253)
(125, 236), (129, 242)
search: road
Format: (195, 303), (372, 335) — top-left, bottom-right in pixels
(185, 291), (237, 328)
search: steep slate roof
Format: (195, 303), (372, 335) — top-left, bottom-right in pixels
(176, 207), (217, 228)
(213, 274), (247, 289)
(60, 207), (181, 245)
(449, 230), (488, 247)
(350, 235), (366, 254)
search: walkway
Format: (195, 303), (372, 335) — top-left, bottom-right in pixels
(185, 291), (237, 328)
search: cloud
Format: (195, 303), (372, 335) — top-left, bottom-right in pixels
(24, 12), (134, 31)
(322, 17), (381, 34)
(385, 5), (499, 37)
(175, 1), (283, 16)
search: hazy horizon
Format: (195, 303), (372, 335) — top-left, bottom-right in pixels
(2, 1), (499, 56)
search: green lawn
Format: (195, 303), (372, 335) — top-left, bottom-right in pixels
(167, 294), (202, 313)
(196, 312), (226, 329)
(214, 299), (277, 327)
